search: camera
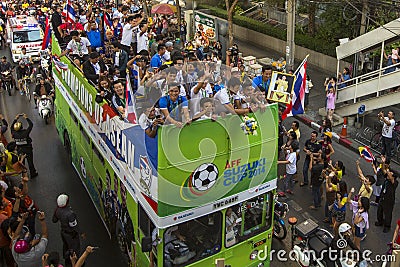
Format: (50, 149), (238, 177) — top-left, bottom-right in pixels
(228, 47), (238, 56)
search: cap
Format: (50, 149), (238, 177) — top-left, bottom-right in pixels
(231, 67), (239, 72)
(89, 51), (100, 59)
(57, 194), (69, 207)
(165, 41), (173, 47)
(324, 131), (333, 139)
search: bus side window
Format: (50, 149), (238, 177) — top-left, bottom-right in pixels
(92, 143), (104, 165)
(69, 108), (78, 126)
(138, 204), (155, 238)
(79, 124), (90, 144)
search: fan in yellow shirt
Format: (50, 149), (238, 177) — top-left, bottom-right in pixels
(355, 159), (376, 199)
(22, 3), (29, 9)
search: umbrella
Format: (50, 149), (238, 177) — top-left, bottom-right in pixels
(151, 3), (176, 15)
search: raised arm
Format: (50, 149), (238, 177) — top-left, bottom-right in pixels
(74, 246), (95, 267)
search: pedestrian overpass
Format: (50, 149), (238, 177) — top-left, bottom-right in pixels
(334, 18), (400, 117)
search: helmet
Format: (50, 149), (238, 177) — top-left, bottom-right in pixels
(13, 122), (22, 131)
(324, 131), (333, 139)
(338, 222), (352, 240)
(57, 194), (69, 207)
(14, 239), (30, 253)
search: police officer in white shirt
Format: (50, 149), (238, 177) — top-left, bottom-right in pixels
(379, 110), (396, 161)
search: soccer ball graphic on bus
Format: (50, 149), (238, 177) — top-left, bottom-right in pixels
(190, 163), (219, 192)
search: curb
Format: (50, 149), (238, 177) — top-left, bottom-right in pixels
(294, 115), (360, 155)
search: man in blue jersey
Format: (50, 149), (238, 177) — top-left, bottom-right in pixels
(252, 65), (273, 97)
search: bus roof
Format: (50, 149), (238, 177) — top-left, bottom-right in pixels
(8, 15), (40, 31)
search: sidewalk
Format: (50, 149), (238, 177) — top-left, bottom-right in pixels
(235, 38), (400, 170)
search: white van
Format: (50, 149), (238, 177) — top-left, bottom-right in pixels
(6, 15), (43, 63)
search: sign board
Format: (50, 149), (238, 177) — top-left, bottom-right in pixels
(194, 11), (216, 42)
(358, 104), (366, 115)
(266, 71), (296, 104)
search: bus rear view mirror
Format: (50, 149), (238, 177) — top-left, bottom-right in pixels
(141, 236), (152, 252)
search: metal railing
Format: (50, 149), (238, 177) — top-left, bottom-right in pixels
(336, 61), (400, 104)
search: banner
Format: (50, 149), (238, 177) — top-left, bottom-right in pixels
(194, 12), (216, 42)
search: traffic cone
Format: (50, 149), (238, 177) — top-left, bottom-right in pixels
(340, 117), (348, 138)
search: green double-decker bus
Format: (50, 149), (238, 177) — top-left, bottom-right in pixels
(52, 36), (278, 267)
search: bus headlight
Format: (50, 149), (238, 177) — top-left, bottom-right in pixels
(250, 250), (258, 260)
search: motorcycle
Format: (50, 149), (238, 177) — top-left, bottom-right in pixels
(289, 218), (368, 267)
(273, 197), (289, 240)
(1, 70), (13, 96)
(34, 94), (53, 124)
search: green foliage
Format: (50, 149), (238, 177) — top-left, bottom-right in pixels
(198, 4), (336, 57)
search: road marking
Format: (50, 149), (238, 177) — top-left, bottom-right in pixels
(287, 199), (302, 212)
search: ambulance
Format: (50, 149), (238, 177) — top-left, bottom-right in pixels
(6, 15), (43, 63)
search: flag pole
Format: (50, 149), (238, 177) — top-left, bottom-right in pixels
(293, 54), (309, 75)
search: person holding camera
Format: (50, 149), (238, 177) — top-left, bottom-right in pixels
(11, 114), (37, 178)
(52, 194), (85, 266)
(378, 110), (396, 161)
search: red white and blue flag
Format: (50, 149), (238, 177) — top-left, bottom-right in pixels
(42, 16), (51, 50)
(359, 146), (375, 162)
(282, 55), (308, 120)
(62, 0), (76, 23)
(104, 13), (111, 30)
(52, 55), (68, 72)
(125, 73), (137, 124)
(1, 3), (6, 14)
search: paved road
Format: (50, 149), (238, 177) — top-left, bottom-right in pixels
(271, 117), (400, 267)
(0, 50), (126, 266)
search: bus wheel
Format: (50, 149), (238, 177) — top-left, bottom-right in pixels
(64, 132), (71, 162)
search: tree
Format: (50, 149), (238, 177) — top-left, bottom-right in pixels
(225, 0), (239, 48)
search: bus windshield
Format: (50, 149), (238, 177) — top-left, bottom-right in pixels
(164, 212), (222, 266)
(225, 192), (273, 247)
(13, 30), (41, 43)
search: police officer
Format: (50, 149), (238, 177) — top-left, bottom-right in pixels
(10, 113), (38, 178)
(52, 194), (84, 266)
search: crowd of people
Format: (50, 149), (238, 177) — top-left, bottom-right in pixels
(277, 109), (399, 257)
(0, 111), (96, 267)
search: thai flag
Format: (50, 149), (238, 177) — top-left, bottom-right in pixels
(125, 74), (137, 124)
(282, 56), (308, 120)
(1, 3), (6, 14)
(62, 0), (76, 23)
(52, 56), (68, 72)
(359, 146), (375, 162)
(104, 13), (111, 30)
(42, 16), (51, 50)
